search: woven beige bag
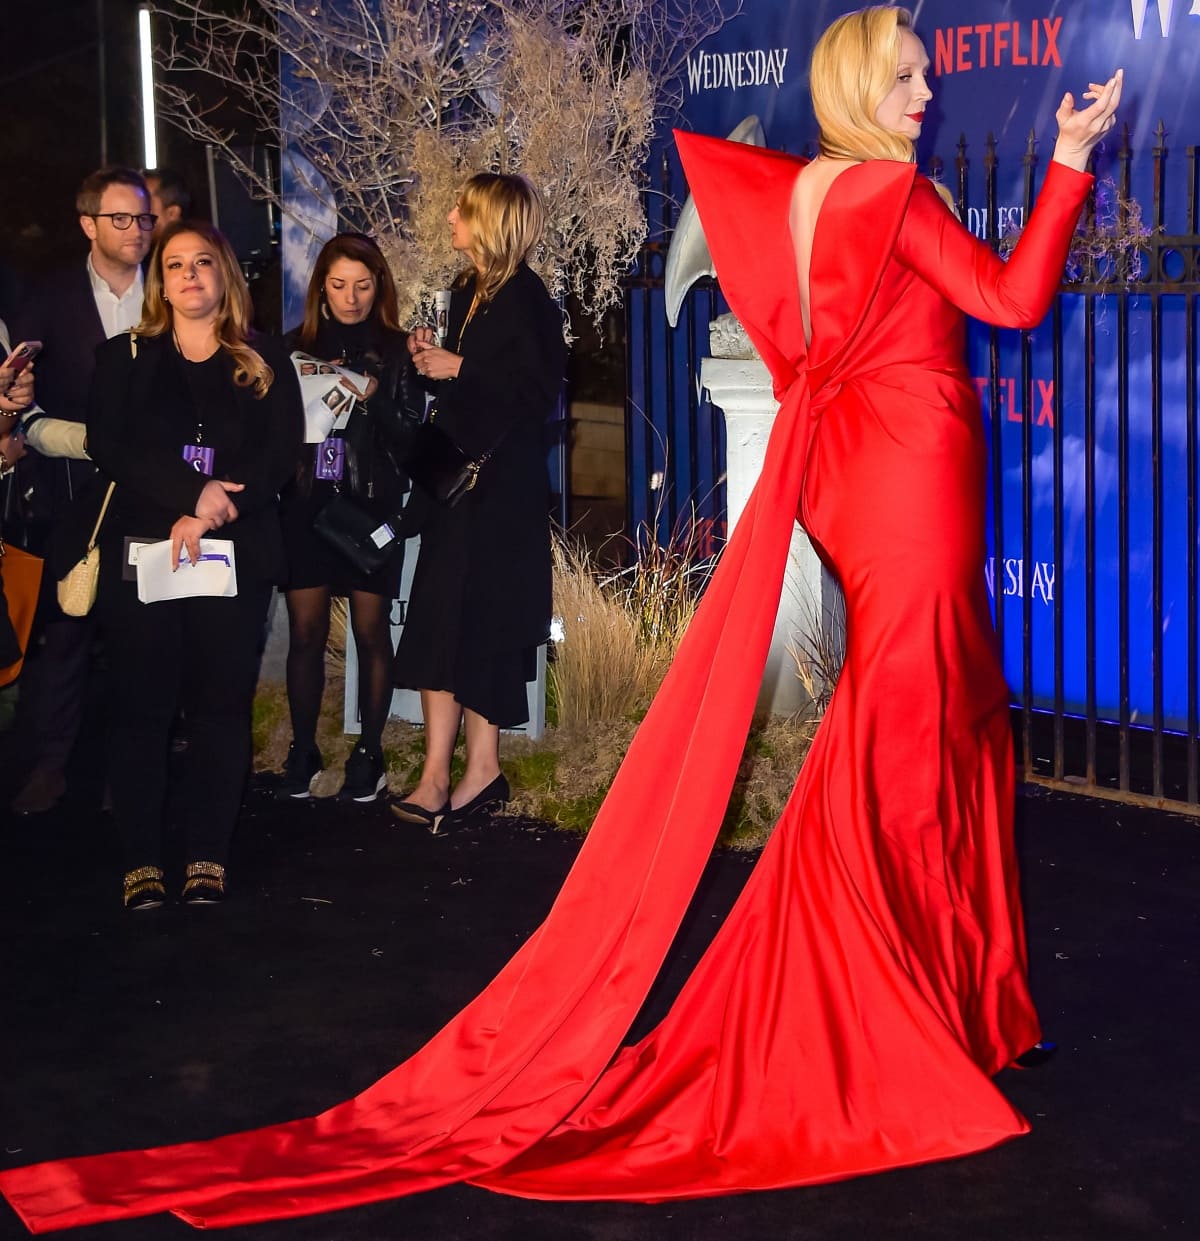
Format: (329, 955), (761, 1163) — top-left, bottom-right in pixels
(56, 482), (114, 617)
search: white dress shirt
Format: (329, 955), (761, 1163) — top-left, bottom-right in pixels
(87, 255), (145, 340)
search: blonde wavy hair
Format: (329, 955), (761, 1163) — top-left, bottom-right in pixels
(138, 220), (273, 396)
(811, 5), (917, 164)
(453, 173), (545, 304)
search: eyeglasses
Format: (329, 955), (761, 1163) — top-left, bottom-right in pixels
(91, 212), (158, 232)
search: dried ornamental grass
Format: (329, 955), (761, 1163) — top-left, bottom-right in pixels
(548, 519), (712, 730)
(608, 513), (713, 649)
(548, 538), (667, 730)
(786, 580), (846, 716)
(519, 525), (821, 847)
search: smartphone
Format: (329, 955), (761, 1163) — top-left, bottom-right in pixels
(2, 341), (42, 374)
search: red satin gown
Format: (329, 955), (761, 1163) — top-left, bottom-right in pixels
(0, 134), (1093, 1232)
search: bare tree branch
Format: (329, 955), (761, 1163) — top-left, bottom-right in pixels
(153, 0), (740, 322)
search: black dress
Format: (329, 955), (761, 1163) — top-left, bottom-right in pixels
(392, 264), (567, 727)
(279, 317), (422, 596)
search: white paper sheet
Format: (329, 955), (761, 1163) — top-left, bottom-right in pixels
(290, 351), (371, 443)
(134, 538), (238, 603)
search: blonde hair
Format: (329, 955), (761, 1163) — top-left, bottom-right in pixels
(811, 5), (917, 164)
(454, 173), (545, 303)
(139, 220), (274, 396)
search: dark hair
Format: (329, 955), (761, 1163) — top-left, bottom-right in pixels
(75, 167), (149, 218)
(143, 167), (192, 215)
(297, 233), (401, 348)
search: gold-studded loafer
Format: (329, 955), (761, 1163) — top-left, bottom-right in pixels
(182, 860), (227, 905)
(123, 866), (166, 911)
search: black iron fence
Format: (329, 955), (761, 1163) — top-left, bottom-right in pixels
(623, 160), (725, 558)
(624, 128), (1200, 815)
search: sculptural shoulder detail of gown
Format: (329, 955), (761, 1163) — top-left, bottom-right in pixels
(0, 135), (1093, 1232)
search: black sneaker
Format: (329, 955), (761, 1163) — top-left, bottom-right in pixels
(277, 742), (323, 800)
(339, 744), (387, 803)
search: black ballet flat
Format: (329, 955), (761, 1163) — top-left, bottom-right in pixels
(390, 797), (450, 829)
(439, 774), (510, 831)
(1012, 1040), (1058, 1069)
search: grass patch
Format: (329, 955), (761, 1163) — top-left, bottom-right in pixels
(499, 713), (817, 851)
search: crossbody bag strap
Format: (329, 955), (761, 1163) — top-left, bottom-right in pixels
(86, 483), (116, 550)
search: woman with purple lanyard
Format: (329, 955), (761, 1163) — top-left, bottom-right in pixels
(277, 234), (422, 803)
(87, 221), (301, 909)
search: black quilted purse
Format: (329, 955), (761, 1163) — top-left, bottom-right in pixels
(404, 418), (491, 507)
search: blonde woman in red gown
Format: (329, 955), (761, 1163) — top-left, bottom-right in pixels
(0, 7), (1122, 1232)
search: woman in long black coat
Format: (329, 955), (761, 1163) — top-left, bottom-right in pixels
(392, 173), (566, 830)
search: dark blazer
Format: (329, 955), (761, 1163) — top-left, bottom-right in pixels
(12, 261), (107, 523)
(15, 261), (106, 427)
(423, 263), (567, 651)
(86, 331), (303, 585)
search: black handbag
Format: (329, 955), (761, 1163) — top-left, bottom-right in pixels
(312, 492), (402, 576)
(404, 418), (490, 507)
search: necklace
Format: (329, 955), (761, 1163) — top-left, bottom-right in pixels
(172, 326), (219, 363)
(457, 290), (482, 352)
(172, 328), (221, 449)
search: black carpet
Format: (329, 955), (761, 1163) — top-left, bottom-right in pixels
(1, 779), (1197, 1240)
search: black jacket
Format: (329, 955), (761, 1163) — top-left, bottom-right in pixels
(12, 261), (108, 527)
(83, 331), (303, 585)
(282, 318), (423, 517)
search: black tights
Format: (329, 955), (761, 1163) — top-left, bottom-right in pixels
(285, 587), (395, 752)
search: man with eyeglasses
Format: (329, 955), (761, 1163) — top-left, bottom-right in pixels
(7, 166), (155, 815)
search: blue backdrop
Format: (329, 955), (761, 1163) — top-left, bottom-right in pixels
(662, 0), (1199, 729)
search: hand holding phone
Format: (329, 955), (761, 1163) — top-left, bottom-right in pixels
(2, 341), (42, 376)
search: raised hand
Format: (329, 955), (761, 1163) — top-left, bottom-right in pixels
(1053, 68), (1123, 172)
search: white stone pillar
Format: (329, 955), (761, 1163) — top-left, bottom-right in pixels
(700, 317), (841, 716)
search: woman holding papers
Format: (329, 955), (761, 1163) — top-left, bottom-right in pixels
(391, 173), (566, 832)
(278, 234), (422, 803)
(86, 220), (301, 909)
